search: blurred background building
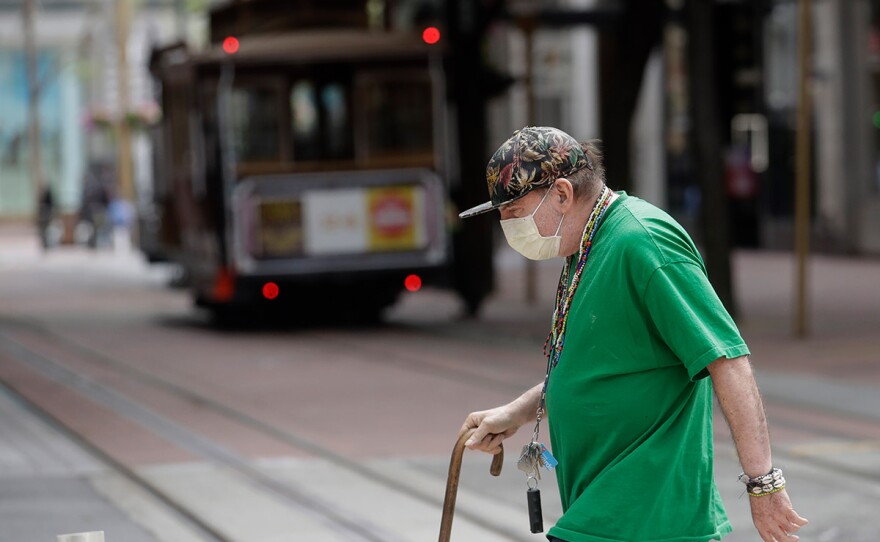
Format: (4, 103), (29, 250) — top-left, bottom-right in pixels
(483, 0), (880, 255)
(0, 0), (205, 226)
(2, 0), (879, 255)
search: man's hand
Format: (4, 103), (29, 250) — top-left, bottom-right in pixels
(461, 383), (543, 454)
(460, 405), (524, 454)
(461, 382), (544, 454)
(708, 357), (809, 540)
(749, 489), (809, 542)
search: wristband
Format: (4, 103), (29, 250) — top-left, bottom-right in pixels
(738, 467), (785, 497)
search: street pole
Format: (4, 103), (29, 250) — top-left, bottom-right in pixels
(114, 0), (135, 203)
(23, 0), (43, 213)
(794, 0), (812, 338)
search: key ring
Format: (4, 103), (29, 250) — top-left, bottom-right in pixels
(527, 475), (539, 490)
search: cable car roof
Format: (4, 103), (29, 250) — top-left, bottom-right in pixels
(191, 29), (442, 66)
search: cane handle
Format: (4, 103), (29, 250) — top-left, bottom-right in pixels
(438, 427), (504, 542)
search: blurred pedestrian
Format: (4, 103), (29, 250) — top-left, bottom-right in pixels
(458, 127), (807, 542)
(77, 164), (112, 248)
(36, 182), (55, 250)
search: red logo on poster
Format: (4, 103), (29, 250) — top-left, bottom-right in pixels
(371, 195), (412, 238)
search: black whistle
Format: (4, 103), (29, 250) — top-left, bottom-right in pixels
(527, 487), (543, 533)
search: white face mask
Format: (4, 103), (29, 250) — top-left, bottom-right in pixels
(500, 189), (565, 261)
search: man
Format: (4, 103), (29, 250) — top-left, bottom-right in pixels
(458, 127), (808, 542)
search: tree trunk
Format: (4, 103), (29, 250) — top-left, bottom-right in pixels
(23, 0), (42, 212)
(686, 0), (736, 315)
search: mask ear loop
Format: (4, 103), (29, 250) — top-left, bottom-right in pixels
(550, 186), (565, 236)
(554, 213), (565, 236)
(529, 188), (553, 218)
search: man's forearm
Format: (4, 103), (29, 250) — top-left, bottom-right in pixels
(507, 382), (544, 427)
(708, 355), (773, 477)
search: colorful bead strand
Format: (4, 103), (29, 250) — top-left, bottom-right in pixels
(531, 186), (615, 442)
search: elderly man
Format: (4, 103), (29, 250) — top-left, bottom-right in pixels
(459, 127), (807, 542)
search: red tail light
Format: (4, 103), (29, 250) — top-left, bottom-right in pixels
(262, 282), (280, 300)
(404, 274), (422, 292)
(222, 36), (240, 55)
(213, 268), (235, 301)
(422, 27), (441, 45)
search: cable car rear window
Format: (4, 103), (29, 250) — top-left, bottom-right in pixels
(220, 67), (433, 167)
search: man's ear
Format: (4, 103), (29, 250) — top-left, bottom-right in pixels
(553, 178), (575, 212)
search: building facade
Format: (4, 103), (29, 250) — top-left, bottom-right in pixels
(486, 0), (880, 256)
(0, 0), (200, 220)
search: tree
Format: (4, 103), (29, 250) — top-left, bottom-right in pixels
(23, 0), (43, 213)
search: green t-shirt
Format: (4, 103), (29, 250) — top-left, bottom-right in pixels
(545, 193), (749, 542)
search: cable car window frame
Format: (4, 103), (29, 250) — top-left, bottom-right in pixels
(354, 68), (435, 164)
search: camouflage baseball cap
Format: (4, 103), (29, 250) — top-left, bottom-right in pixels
(459, 126), (591, 219)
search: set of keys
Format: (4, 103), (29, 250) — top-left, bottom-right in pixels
(517, 441), (558, 533)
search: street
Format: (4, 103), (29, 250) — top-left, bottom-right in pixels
(1, 224), (879, 542)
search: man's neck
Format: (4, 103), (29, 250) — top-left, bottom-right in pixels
(560, 186), (612, 257)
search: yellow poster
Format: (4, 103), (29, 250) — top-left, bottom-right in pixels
(259, 199), (304, 258)
(367, 186), (423, 252)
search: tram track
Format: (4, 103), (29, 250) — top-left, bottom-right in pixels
(0, 318), (536, 542)
(2, 314), (879, 541)
(0, 377), (231, 542)
(0, 332), (409, 542)
(313, 324), (880, 489)
(11, 312), (880, 482)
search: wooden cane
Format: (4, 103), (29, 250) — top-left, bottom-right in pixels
(438, 428), (504, 542)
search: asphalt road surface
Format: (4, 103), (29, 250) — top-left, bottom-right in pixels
(1, 227), (878, 541)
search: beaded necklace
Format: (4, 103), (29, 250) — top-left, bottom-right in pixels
(530, 186), (615, 443)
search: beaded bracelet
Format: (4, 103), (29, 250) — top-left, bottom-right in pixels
(738, 467), (786, 497)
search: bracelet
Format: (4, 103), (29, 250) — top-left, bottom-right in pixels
(738, 467), (785, 497)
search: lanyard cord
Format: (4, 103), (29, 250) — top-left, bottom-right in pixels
(531, 186), (614, 443)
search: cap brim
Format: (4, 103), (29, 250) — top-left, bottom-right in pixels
(458, 200), (498, 219)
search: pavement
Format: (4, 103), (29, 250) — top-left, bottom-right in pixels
(1, 222), (879, 541)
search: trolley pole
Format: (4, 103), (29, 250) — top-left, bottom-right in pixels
(793, 0), (813, 338)
(114, 0), (135, 203)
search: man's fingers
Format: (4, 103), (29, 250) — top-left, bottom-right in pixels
(782, 517), (805, 534)
(756, 520), (804, 541)
(768, 525), (796, 542)
(485, 433), (505, 451)
(464, 429), (506, 454)
(464, 425), (487, 448)
(786, 510), (809, 527)
(483, 433), (504, 455)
